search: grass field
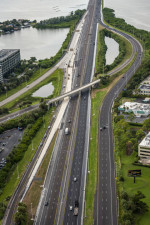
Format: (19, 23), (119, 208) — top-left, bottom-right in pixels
(114, 126), (150, 225)
(119, 150), (150, 225)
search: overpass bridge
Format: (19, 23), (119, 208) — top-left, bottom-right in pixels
(47, 79), (100, 106)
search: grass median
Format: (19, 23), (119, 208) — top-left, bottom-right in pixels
(84, 89), (106, 225)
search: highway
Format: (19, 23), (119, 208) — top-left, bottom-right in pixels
(34, 0), (98, 224)
(2, 0), (143, 224)
(34, 0), (143, 224)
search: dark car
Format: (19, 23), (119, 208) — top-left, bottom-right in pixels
(45, 201), (48, 206)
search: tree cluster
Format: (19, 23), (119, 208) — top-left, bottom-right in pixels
(114, 117), (146, 157)
(121, 191), (148, 225)
(34, 9), (85, 29)
(122, 56), (150, 97)
(15, 203), (27, 225)
(95, 30), (107, 74)
(103, 8), (150, 50)
(103, 7), (150, 97)
(0, 58), (38, 94)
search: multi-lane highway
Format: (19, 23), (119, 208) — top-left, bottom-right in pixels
(2, 0), (143, 224)
(35, 0), (98, 224)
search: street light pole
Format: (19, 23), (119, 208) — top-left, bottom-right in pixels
(32, 140), (34, 151)
(31, 203), (34, 220)
(43, 115), (45, 128)
(17, 164), (19, 179)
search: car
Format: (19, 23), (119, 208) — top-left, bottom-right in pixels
(69, 205), (73, 211)
(84, 96), (86, 100)
(68, 120), (71, 123)
(45, 201), (48, 206)
(74, 177), (77, 182)
(26, 85), (29, 88)
(103, 126), (106, 129)
(48, 126), (51, 129)
(2, 143), (6, 146)
(100, 127), (103, 131)
(44, 134), (47, 138)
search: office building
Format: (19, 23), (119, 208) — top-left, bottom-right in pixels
(138, 132), (150, 158)
(0, 49), (20, 82)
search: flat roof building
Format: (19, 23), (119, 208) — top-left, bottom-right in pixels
(138, 132), (150, 159)
(118, 102), (150, 117)
(0, 49), (20, 82)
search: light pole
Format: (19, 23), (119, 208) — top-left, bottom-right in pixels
(31, 203), (34, 220)
(103, 63), (104, 76)
(17, 164), (19, 179)
(32, 140), (34, 151)
(43, 115), (45, 128)
(4, 86), (7, 98)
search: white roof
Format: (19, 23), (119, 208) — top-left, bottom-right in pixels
(140, 132), (150, 148)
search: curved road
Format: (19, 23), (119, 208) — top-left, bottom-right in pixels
(96, 2), (143, 225)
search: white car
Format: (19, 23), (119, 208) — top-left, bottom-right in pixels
(74, 177), (77, 182)
(69, 206), (73, 211)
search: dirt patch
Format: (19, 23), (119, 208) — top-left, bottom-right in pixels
(98, 23), (105, 31)
(91, 74), (123, 98)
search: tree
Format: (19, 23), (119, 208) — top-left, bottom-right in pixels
(136, 129), (145, 141)
(132, 191), (148, 214)
(143, 118), (150, 131)
(121, 191), (129, 201)
(128, 113), (135, 121)
(15, 203), (27, 225)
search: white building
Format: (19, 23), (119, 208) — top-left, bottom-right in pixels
(138, 132), (150, 158)
(139, 75), (150, 95)
(118, 102), (150, 117)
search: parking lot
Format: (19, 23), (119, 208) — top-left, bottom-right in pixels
(0, 129), (23, 167)
(123, 114), (148, 123)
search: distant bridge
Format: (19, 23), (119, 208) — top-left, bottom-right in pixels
(47, 79), (100, 106)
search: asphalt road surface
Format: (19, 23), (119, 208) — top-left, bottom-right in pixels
(96, 4), (143, 225)
(35, 0), (97, 224)
(2, 0), (143, 223)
